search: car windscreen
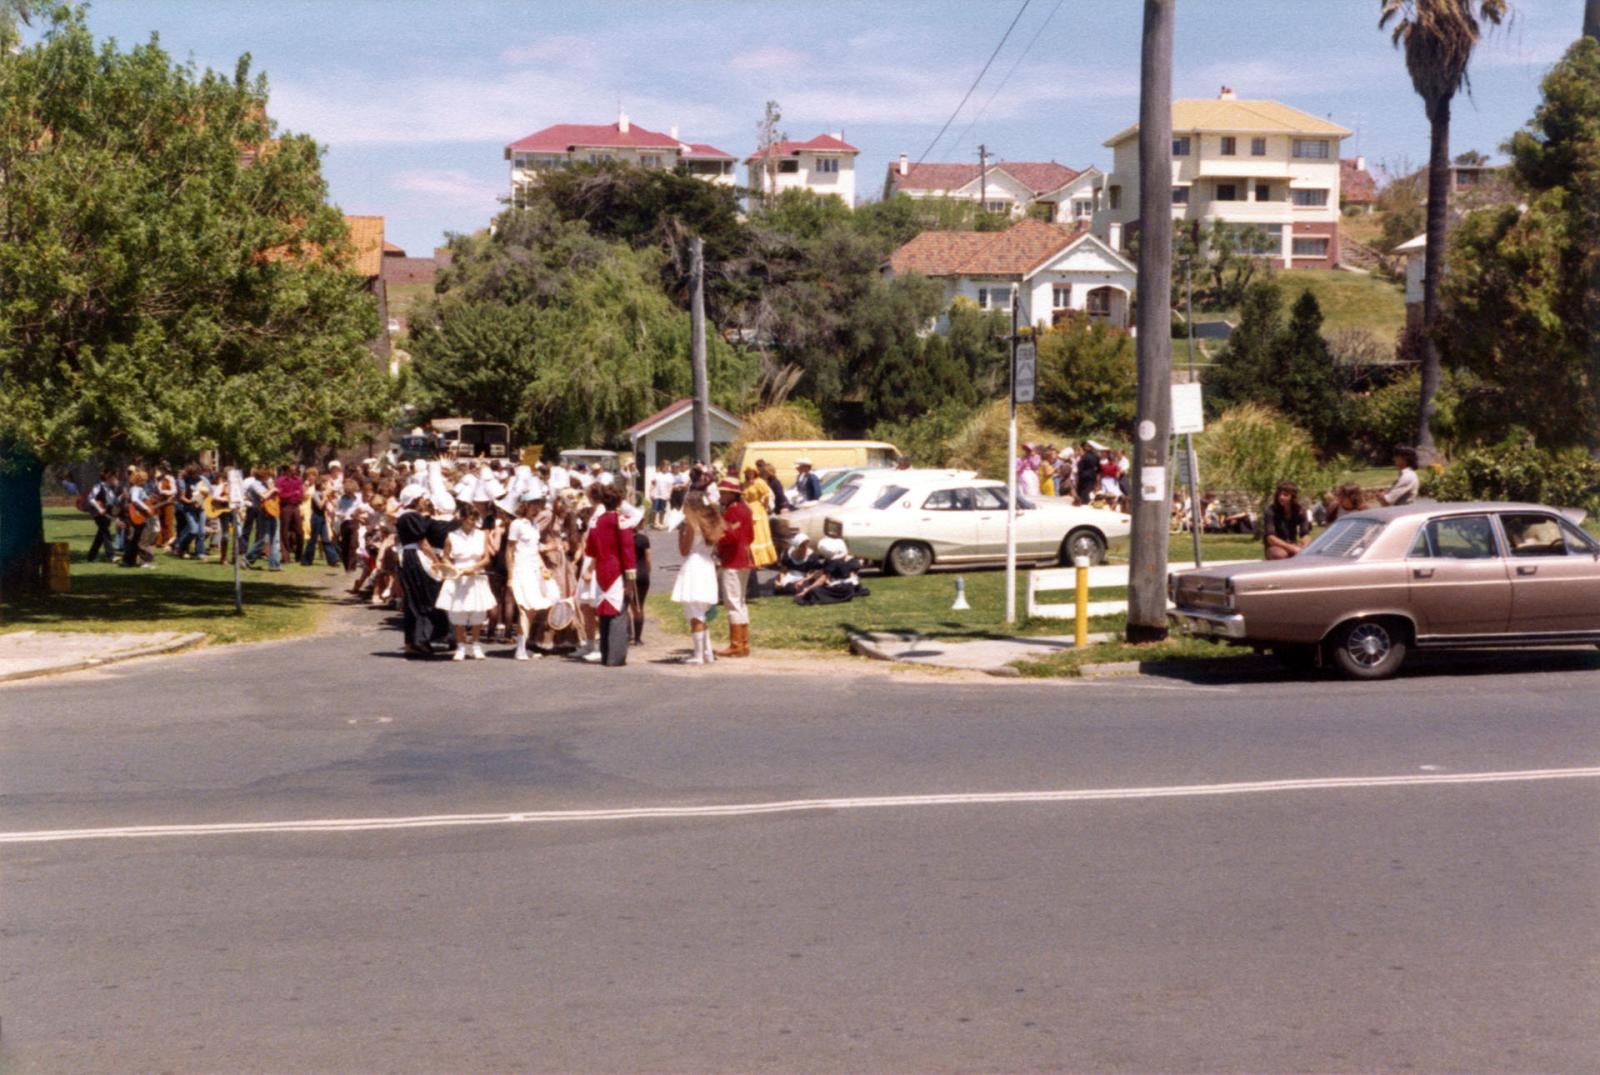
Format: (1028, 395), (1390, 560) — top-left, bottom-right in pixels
(1302, 516), (1387, 558)
(872, 486), (908, 509)
(974, 488), (1035, 510)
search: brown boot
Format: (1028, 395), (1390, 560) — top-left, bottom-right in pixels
(715, 622), (741, 659)
(732, 622), (751, 658)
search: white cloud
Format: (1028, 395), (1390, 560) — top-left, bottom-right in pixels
(390, 169), (504, 208)
(728, 46), (808, 72)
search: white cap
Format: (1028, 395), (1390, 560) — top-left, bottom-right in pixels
(788, 531), (810, 548)
(397, 487), (422, 507)
(817, 537), (848, 560)
(618, 502), (644, 529)
(327, 458), (343, 469)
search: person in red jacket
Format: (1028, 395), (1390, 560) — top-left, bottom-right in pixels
(714, 477), (754, 657)
(583, 484), (638, 666)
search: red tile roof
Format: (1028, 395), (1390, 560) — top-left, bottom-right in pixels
(1340, 158), (1377, 204)
(888, 161), (1081, 196)
(343, 215), (385, 278)
(681, 142), (735, 160)
(746, 133), (860, 161)
(507, 121), (681, 154)
(887, 219), (1092, 278)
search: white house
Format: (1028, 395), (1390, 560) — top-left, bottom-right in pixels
(504, 113), (737, 206)
(1092, 87), (1351, 268)
(745, 133), (860, 206)
(1395, 232), (1426, 332)
(886, 218), (1138, 331)
(884, 157), (1103, 224)
(625, 398), (742, 472)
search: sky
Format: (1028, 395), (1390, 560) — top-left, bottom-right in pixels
(43, 0), (1586, 255)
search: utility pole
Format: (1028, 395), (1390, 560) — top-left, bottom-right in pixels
(1005, 283), (1019, 625)
(978, 143), (989, 211)
(1183, 256), (1202, 569)
(1127, 0), (1175, 644)
(1587, 0), (1600, 41)
(689, 236), (710, 464)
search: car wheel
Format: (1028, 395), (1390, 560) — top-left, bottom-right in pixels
(1329, 619), (1407, 680)
(886, 541), (932, 577)
(1060, 528), (1107, 566)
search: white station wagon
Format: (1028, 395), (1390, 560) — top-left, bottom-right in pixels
(824, 478), (1132, 576)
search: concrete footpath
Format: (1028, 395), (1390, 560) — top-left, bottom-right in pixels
(850, 630), (1117, 677)
(0, 630), (206, 684)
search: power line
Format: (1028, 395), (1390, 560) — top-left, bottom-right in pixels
(914, 0), (1033, 167)
(949, 0), (1067, 156)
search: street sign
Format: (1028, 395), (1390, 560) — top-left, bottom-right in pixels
(1171, 382), (1204, 434)
(1014, 341), (1037, 404)
(226, 468), (245, 507)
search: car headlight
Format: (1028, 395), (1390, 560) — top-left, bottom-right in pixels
(823, 518), (842, 538)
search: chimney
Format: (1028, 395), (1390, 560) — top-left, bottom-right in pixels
(1218, 86), (1235, 100)
(898, 152), (908, 176)
(1356, 155), (1366, 172)
(670, 124), (679, 142)
(1108, 222), (1124, 251)
(831, 130), (844, 141)
(618, 109), (630, 133)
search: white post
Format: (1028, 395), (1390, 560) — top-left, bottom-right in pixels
(1005, 284), (1019, 626)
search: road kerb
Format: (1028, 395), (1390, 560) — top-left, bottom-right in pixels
(0, 631), (207, 685)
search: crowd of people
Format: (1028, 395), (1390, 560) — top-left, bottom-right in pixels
(1015, 440), (1131, 509)
(76, 449), (866, 667)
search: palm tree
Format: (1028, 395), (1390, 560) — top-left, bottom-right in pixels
(1380, 0), (1507, 461)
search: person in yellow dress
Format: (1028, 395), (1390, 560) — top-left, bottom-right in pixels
(742, 466), (778, 567)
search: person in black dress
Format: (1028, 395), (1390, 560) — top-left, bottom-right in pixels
(396, 492), (455, 658)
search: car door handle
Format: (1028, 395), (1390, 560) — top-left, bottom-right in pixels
(1412, 567), (1434, 579)
(1516, 565), (1538, 576)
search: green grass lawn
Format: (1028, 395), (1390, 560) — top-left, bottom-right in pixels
(1, 508), (337, 644)
(1195, 268), (1405, 355)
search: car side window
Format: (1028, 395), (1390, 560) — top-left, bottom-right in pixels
(1411, 515), (1498, 560)
(871, 486), (908, 509)
(922, 489), (957, 510)
(973, 488), (1008, 510)
(1500, 513), (1569, 557)
(1559, 518), (1600, 555)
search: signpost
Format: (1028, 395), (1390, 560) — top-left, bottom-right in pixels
(226, 467), (245, 614)
(1179, 259), (1204, 567)
(1004, 285), (1021, 625)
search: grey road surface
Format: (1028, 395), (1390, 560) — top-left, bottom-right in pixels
(3, 625), (1598, 1073)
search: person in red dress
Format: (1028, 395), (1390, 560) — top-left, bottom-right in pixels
(583, 484), (638, 666)
(714, 477), (754, 657)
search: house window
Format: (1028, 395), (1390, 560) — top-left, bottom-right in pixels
(1052, 284), (1073, 309)
(1172, 187), (1189, 205)
(1456, 169), (1480, 186)
(1072, 199), (1092, 218)
(1255, 182), (1271, 202)
(816, 157), (839, 174)
(1292, 188), (1330, 207)
(778, 159), (800, 173)
(1220, 136), (1237, 156)
(1173, 136), (1191, 156)
(1292, 139), (1330, 159)
(985, 200), (1009, 213)
(1108, 185), (1121, 210)
(1251, 137), (1267, 156)
(1215, 183), (1239, 202)
(639, 155), (662, 168)
(977, 287), (992, 310)
(1086, 288), (1113, 317)
(1292, 237), (1330, 257)
(1229, 223), (1283, 255)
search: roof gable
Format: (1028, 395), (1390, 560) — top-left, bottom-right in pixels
(625, 398), (741, 438)
(747, 133), (860, 161)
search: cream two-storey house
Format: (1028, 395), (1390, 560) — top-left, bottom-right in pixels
(503, 113), (736, 207)
(1091, 88), (1351, 269)
(745, 134), (860, 207)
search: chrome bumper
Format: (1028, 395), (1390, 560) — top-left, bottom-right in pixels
(1168, 608), (1247, 639)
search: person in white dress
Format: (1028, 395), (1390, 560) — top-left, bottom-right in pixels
(505, 491), (553, 661)
(671, 490), (724, 666)
(435, 504), (496, 661)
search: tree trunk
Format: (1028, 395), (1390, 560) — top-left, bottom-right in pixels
(689, 236), (710, 464)
(1127, 0), (1175, 644)
(1416, 96), (1452, 463)
(0, 444), (46, 601)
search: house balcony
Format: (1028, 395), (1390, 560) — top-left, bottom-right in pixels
(1193, 158), (1296, 179)
(1193, 198), (1294, 224)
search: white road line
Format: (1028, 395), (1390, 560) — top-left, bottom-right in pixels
(5, 767), (1598, 846)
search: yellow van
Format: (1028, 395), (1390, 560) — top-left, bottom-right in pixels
(727, 441), (900, 486)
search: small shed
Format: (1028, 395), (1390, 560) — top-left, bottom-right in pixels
(625, 399), (742, 472)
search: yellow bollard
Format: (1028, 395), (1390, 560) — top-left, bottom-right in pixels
(45, 541), (71, 594)
(1074, 555), (1089, 647)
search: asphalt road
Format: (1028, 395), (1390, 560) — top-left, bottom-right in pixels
(3, 619), (1599, 1073)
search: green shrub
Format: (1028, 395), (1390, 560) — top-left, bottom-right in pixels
(1195, 404), (1337, 504)
(726, 403), (823, 464)
(869, 400), (975, 468)
(942, 400), (1074, 482)
(1423, 441), (1600, 511)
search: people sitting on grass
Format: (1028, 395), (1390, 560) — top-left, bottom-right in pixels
(773, 533), (822, 596)
(1263, 482), (1312, 561)
(793, 537), (871, 607)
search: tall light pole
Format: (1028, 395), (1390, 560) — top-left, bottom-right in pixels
(1127, 0), (1175, 643)
(689, 236), (710, 464)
